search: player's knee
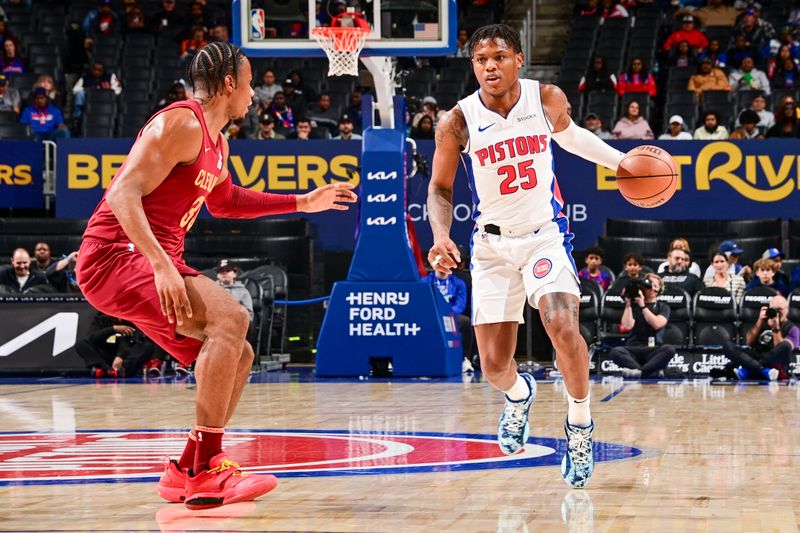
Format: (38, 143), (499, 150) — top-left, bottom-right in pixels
(207, 304), (250, 341)
(241, 341), (255, 365)
(480, 353), (512, 382)
(545, 312), (580, 345)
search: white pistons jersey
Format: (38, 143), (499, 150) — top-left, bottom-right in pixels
(458, 79), (566, 230)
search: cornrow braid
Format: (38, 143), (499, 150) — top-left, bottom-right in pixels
(188, 41), (246, 97)
(467, 24), (523, 58)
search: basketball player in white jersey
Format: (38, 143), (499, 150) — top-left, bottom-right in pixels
(427, 24), (625, 488)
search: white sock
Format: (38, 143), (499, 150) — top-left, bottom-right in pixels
(504, 374), (531, 401)
(567, 392), (591, 427)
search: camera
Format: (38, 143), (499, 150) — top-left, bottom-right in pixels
(765, 307), (779, 320)
(623, 278), (653, 299)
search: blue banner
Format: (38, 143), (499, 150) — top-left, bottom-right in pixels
(0, 140), (43, 209)
(55, 139), (800, 252)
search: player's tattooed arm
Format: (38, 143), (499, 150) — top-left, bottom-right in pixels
(426, 107), (467, 272)
(540, 84), (572, 134)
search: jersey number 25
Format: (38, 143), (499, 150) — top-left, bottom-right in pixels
(498, 160), (538, 195)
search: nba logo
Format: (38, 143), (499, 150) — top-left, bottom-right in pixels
(251, 8), (265, 40)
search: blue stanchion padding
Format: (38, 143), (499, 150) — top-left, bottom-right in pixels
(316, 281), (462, 377)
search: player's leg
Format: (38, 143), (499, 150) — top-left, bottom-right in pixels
(224, 341), (256, 425)
(471, 232), (536, 455)
(176, 275), (277, 509)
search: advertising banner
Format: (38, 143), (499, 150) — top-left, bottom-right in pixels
(0, 140), (43, 209)
(55, 139), (800, 252)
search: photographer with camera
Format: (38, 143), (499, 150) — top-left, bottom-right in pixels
(722, 294), (799, 381)
(609, 273), (677, 378)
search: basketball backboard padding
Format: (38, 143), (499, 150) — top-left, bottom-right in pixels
(233, 0), (457, 58)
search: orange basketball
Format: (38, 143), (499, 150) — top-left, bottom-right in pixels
(616, 145), (678, 209)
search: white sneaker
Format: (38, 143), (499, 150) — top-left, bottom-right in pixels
(768, 368), (779, 381)
(462, 359), (474, 374)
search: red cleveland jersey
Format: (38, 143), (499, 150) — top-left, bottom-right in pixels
(83, 99), (223, 260)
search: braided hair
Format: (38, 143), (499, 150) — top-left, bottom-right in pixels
(188, 41), (247, 98)
(467, 24), (522, 57)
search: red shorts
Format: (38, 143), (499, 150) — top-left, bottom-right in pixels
(77, 239), (204, 366)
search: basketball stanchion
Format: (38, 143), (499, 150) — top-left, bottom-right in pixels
(314, 13), (461, 377)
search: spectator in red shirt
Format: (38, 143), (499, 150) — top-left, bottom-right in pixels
(181, 26), (208, 64)
(663, 15), (709, 51)
(616, 57), (657, 96)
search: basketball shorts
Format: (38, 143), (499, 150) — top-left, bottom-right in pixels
(470, 218), (580, 325)
(76, 239), (204, 366)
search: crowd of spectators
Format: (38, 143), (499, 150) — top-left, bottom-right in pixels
(576, 0), (800, 139)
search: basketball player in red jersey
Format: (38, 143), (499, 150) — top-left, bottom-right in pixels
(76, 42), (357, 510)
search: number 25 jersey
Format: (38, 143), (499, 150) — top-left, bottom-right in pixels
(458, 79), (567, 230)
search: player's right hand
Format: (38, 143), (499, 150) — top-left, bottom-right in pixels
(428, 237), (461, 275)
(154, 263), (193, 326)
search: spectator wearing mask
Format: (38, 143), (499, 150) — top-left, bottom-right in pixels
(657, 238), (702, 277)
(663, 15), (709, 52)
(0, 39), (23, 75)
(659, 115), (693, 140)
(291, 117), (313, 140)
(267, 91), (295, 132)
(693, 110), (729, 140)
(765, 99), (800, 138)
(669, 40), (697, 68)
(703, 240), (751, 282)
(72, 62), (122, 119)
(735, 92), (773, 131)
(215, 260), (253, 321)
(0, 248), (49, 294)
(722, 295), (797, 381)
(250, 114), (285, 140)
(578, 55), (617, 93)
(254, 69), (280, 106)
(698, 39), (728, 69)
(610, 273), (677, 379)
(705, 249), (746, 303)
(424, 268), (472, 373)
(730, 109), (765, 139)
(762, 248), (790, 289)
(688, 57), (730, 102)
(578, 246), (612, 291)
(410, 114), (435, 140)
(333, 114), (362, 140)
(690, 0), (740, 27)
(20, 88), (70, 141)
(0, 74), (20, 114)
(30, 242), (78, 293)
(307, 92), (339, 136)
(616, 57), (657, 97)
(612, 100), (654, 140)
(746, 258), (788, 296)
(582, 112), (611, 139)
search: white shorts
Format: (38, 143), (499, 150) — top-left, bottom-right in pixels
(470, 218), (580, 325)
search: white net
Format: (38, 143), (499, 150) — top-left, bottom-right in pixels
(311, 27), (369, 77)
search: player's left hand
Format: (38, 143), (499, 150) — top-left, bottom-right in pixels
(299, 182), (358, 213)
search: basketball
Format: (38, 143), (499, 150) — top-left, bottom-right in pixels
(616, 145), (678, 209)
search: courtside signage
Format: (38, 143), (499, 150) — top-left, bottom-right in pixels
(0, 429), (644, 486)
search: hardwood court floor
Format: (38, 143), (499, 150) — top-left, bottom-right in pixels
(0, 370), (798, 533)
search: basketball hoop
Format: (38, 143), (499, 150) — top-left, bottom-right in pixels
(311, 13), (369, 77)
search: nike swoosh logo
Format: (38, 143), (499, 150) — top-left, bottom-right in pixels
(478, 124), (495, 132)
(205, 147), (212, 152)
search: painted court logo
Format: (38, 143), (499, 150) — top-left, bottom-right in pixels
(0, 430), (643, 486)
(533, 258), (552, 279)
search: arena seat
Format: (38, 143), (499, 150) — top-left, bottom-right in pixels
(693, 287), (737, 345)
(788, 289), (800, 323)
(579, 280), (601, 345)
(600, 285), (626, 338)
(738, 286), (779, 339)
(657, 284), (692, 345)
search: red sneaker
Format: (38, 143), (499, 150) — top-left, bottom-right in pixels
(157, 459), (188, 503)
(184, 453), (278, 511)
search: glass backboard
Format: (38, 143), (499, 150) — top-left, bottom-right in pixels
(232, 0), (457, 57)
